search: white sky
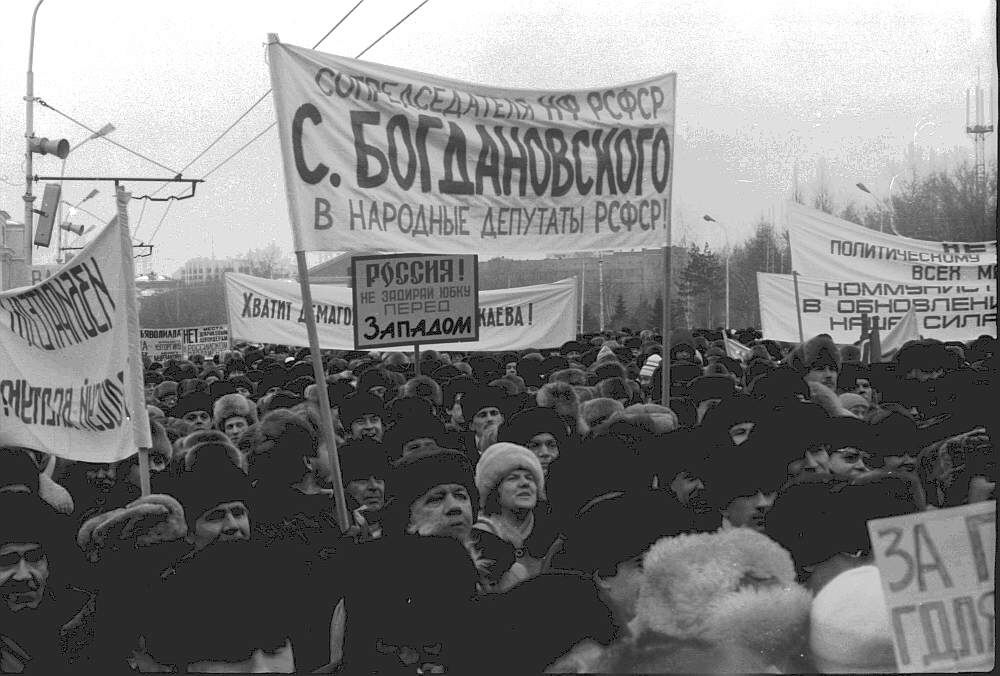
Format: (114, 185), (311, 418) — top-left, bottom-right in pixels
(1, 0), (995, 275)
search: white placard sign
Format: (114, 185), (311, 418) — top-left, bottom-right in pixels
(867, 501), (995, 673)
(351, 253), (479, 349)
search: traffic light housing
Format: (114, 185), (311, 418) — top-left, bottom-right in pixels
(33, 183), (62, 247)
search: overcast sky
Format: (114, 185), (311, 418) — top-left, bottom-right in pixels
(1, 0), (995, 275)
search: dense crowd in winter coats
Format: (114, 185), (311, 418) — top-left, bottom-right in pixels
(1, 326), (996, 673)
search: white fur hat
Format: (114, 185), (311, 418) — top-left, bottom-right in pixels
(474, 442), (545, 510)
(212, 393), (258, 430)
(809, 565), (897, 673)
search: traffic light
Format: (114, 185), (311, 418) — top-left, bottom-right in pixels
(33, 183), (62, 247)
(28, 136), (70, 159)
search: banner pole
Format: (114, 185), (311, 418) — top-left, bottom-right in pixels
(138, 448), (151, 496)
(791, 269), (805, 345)
(413, 344), (421, 376)
(295, 251), (351, 532)
(870, 315), (883, 364)
(660, 75), (677, 406)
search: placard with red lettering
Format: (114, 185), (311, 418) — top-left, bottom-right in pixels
(867, 501), (995, 673)
(351, 253), (479, 349)
(267, 39), (675, 254)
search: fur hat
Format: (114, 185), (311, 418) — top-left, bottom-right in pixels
(212, 393), (258, 430)
(390, 448), (478, 521)
(536, 381), (580, 416)
(623, 403), (677, 435)
(500, 406), (570, 447)
(549, 367), (588, 386)
(460, 384), (507, 421)
(474, 442), (546, 510)
(400, 375), (443, 406)
(338, 391), (386, 427)
(338, 438), (391, 484)
(171, 391), (215, 419)
(633, 528), (812, 661)
(154, 380), (179, 399)
(580, 397), (625, 428)
(788, 334), (841, 373)
(383, 412), (448, 457)
(809, 565), (896, 673)
(172, 443), (251, 528)
(688, 374), (737, 405)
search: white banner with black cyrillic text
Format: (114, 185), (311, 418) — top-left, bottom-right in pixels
(266, 40), (676, 254)
(140, 325), (231, 361)
(756, 272), (996, 343)
(0, 193), (151, 462)
(788, 203), (997, 284)
(226, 272), (576, 351)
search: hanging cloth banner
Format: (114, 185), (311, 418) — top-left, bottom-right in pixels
(756, 272), (996, 344)
(140, 324), (231, 361)
(266, 39), (676, 254)
(787, 203), (997, 284)
(226, 272), (577, 351)
(0, 192), (151, 462)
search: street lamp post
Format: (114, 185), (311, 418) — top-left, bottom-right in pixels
(702, 214), (730, 331)
(856, 177), (900, 235)
(57, 189), (99, 262)
(56, 123), (114, 262)
(24, 0), (46, 269)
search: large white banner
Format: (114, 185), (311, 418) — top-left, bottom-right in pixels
(788, 204), (997, 284)
(266, 39), (676, 254)
(0, 193), (151, 462)
(757, 272), (996, 343)
(226, 272), (576, 351)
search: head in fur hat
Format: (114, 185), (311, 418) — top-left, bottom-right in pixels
(389, 448), (478, 540)
(172, 391), (215, 431)
(212, 393), (258, 445)
(788, 334), (841, 390)
(599, 528), (813, 674)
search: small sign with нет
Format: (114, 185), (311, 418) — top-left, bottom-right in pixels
(351, 253), (479, 350)
(867, 500), (995, 673)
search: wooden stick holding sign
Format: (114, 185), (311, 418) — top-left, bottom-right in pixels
(295, 251), (351, 532)
(138, 448), (152, 496)
(414, 344), (421, 376)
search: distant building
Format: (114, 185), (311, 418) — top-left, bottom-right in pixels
(173, 257), (254, 284)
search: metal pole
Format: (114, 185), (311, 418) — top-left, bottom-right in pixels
(579, 258), (585, 334)
(792, 270), (805, 345)
(24, 0), (46, 270)
(661, 74), (677, 406)
(56, 156), (66, 263)
(413, 344), (421, 376)
(295, 251), (350, 532)
(598, 255), (605, 332)
(725, 253), (730, 331)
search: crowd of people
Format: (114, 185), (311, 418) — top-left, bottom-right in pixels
(1, 326), (996, 673)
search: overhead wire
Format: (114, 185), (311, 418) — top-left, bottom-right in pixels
(146, 0), (432, 245)
(35, 100), (181, 175)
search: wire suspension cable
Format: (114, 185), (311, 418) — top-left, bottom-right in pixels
(146, 198), (175, 244)
(147, 0), (432, 243)
(36, 100), (181, 175)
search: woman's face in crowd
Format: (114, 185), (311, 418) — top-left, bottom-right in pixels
(347, 476), (386, 510)
(182, 410), (212, 431)
(526, 432), (559, 473)
(469, 407), (503, 437)
(192, 501), (250, 551)
(0, 543), (48, 612)
(724, 491), (776, 532)
(408, 483), (473, 540)
(728, 421), (755, 446)
(852, 378), (874, 403)
(826, 447), (870, 479)
(499, 469), (538, 512)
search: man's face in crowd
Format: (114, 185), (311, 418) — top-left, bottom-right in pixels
(526, 432), (559, 474)
(804, 366), (838, 390)
(724, 491), (776, 532)
(883, 453), (917, 474)
(787, 447), (830, 479)
(346, 476), (386, 510)
(0, 543), (48, 612)
(367, 385), (388, 399)
(826, 446), (870, 479)
(728, 421), (755, 446)
(191, 501), (250, 551)
(407, 483), (473, 540)
(235, 386), (252, 398)
(670, 471), (710, 513)
(223, 416), (248, 443)
(182, 410), (212, 431)
(505, 362), (518, 377)
(498, 469), (538, 511)
(86, 463), (117, 493)
(401, 437), (438, 458)
(469, 407), (503, 437)
(350, 414), (384, 442)
(852, 378), (874, 403)
(160, 393), (178, 409)
(696, 399), (722, 425)
(905, 367), (944, 382)
(125, 449), (170, 489)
